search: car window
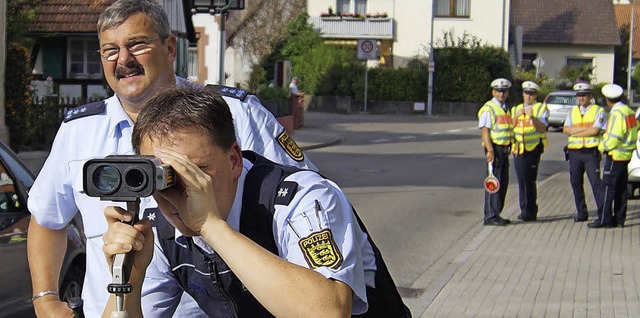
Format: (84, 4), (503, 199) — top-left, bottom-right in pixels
(546, 95), (577, 106)
(0, 143), (34, 189)
(0, 159), (27, 243)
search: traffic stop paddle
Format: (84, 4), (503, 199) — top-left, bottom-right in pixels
(484, 162), (500, 194)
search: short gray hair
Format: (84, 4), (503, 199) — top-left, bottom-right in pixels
(97, 0), (172, 40)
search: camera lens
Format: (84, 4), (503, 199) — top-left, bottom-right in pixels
(92, 165), (120, 194)
(125, 168), (147, 192)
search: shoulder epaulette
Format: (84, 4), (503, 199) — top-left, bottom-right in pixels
(274, 181), (298, 206)
(205, 84), (249, 101)
(63, 101), (106, 122)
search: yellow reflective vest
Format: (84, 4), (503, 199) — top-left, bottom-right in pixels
(599, 103), (638, 161)
(478, 100), (514, 146)
(512, 102), (548, 154)
(567, 105), (605, 149)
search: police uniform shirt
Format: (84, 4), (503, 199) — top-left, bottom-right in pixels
(26, 77), (317, 318)
(563, 105), (607, 130)
(478, 97), (508, 128)
(141, 158), (376, 316)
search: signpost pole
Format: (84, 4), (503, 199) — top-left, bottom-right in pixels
(364, 63), (368, 113)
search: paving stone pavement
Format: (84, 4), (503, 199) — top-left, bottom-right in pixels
(419, 171), (640, 318)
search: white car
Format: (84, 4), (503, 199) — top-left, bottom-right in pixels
(627, 107), (640, 197)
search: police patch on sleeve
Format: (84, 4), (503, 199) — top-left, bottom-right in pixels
(298, 229), (343, 269)
(204, 84), (249, 101)
(277, 130), (304, 162)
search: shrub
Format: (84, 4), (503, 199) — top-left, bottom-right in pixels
(4, 43), (34, 151)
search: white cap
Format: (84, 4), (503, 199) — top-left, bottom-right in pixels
(573, 82), (593, 93)
(491, 78), (511, 90)
(522, 81), (540, 93)
(601, 84), (624, 99)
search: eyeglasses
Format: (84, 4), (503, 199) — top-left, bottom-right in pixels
(523, 91), (538, 95)
(494, 88), (508, 93)
(576, 93), (590, 97)
(98, 38), (162, 61)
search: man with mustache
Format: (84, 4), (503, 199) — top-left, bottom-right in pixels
(26, 1), (315, 317)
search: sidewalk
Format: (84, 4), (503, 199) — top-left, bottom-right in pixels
(408, 171), (640, 317)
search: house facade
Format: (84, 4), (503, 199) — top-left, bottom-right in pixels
(307, 0), (509, 68)
(511, 0), (620, 84)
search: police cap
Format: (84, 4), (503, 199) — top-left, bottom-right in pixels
(601, 84), (624, 99)
(522, 81), (540, 94)
(573, 82), (593, 96)
(491, 78), (511, 92)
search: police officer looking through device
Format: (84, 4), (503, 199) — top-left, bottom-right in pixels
(562, 82), (606, 223)
(589, 84), (638, 228)
(511, 81), (548, 221)
(26, 0), (315, 317)
(99, 87), (411, 317)
(478, 78), (514, 226)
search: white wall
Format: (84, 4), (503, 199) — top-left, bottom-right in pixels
(193, 13), (221, 85)
(434, 0), (509, 49)
(308, 0), (509, 67)
(524, 44), (616, 84)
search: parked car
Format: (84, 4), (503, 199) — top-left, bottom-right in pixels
(0, 141), (85, 317)
(544, 90), (578, 129)
(628, 108), (640, 198)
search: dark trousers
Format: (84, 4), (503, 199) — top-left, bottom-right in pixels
(568, 148), (603, 218)
(513, 144), (543, 219)
(598, 155), (629, 226)
(484, 144), (510, 221)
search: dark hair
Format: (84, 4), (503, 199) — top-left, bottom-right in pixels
(132, 87), (236, 153)
(97, 0), (172, 40)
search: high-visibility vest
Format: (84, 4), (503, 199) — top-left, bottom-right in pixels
(567, 105), (604, 149)
(478, 100), (513, 146)
(512, 102), (548, 154)
(599, 104), (638, 161)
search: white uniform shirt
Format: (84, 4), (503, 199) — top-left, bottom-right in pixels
(141, 158), (376, 316)
(563, 104), (607, 130)
(27, 77), (316, 317)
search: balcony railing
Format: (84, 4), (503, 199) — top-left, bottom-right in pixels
(307, 16), (394, 39)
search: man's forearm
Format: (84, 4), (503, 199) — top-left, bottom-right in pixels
(27, 217), (68, 302)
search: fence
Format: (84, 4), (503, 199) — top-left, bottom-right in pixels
(16, 96), (100, 151)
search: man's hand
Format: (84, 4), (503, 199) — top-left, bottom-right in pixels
(33, 297), (74, 318)
(102, 206), (154, 284)
(152, 147), (222, 234)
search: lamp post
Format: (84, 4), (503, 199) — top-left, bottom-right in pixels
(191, 0), (245, 85)
(427, 0), (435, 117)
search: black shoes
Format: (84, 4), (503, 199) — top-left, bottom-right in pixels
(484, 217), (511, 226)
(517, 214), (537, 222)
(573, 214), (588, 222)
(587, 221), (614, 229)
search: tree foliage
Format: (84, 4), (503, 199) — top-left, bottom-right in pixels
(229, 0), (306, 64)
(433, 31), (512, 103)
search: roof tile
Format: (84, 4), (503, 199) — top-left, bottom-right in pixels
(510, 0), (620, 46)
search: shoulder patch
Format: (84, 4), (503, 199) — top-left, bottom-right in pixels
(275, 181), (298, 206)
(63, 101), (105, 122)
(298, 229), (343, 269)
(205, 84), (249, 101)
(277, 130), (304, 162)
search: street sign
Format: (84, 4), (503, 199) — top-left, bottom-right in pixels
(532, 56), (545, 68)
(357, 39), (378, 60)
